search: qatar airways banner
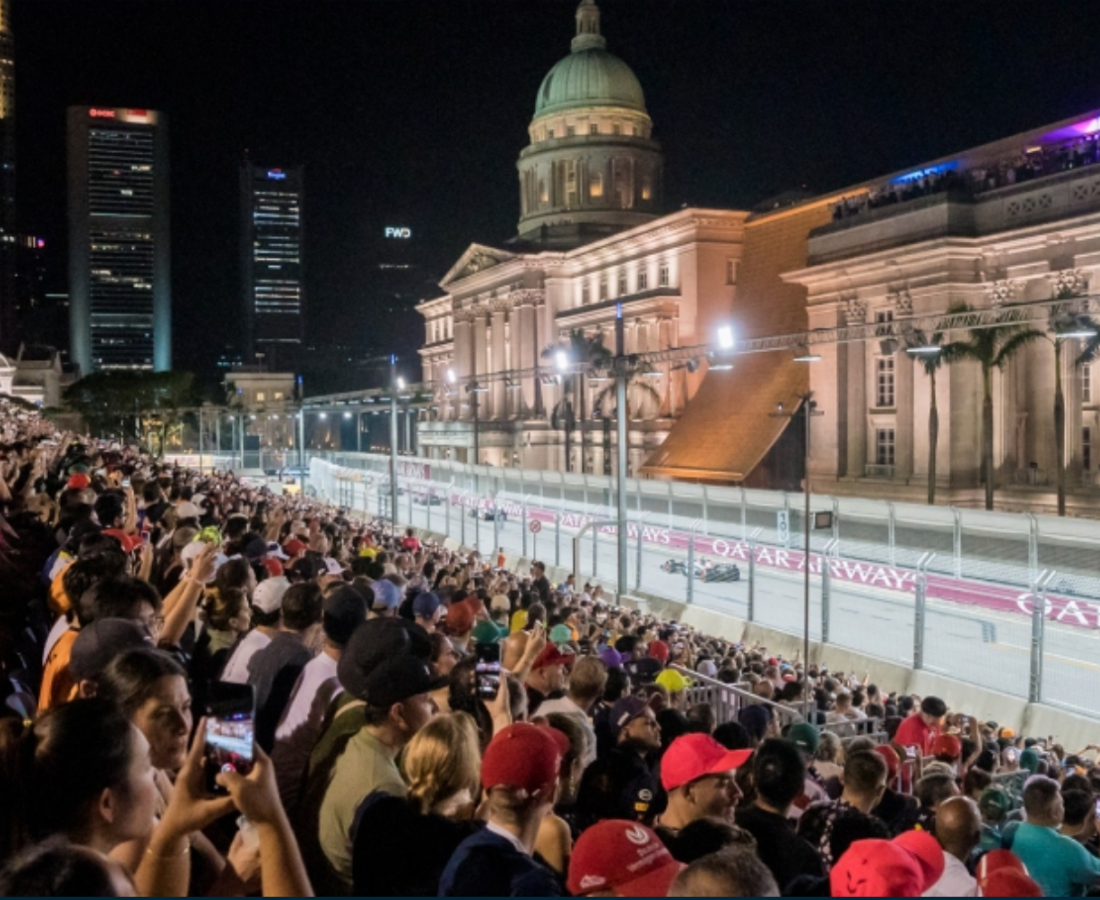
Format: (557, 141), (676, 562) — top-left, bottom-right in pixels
(458, 494), (1100, 631)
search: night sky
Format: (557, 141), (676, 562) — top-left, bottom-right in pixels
(16, 1), (1100, 381)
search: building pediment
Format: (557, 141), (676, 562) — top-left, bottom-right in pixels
(440, 244), (518, 288)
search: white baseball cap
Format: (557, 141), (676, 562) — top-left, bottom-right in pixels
(180, 541), (227, 583)
(176, 501), (202, 520)
(253, 576), (291, 614)
(322, 557), (345, 577)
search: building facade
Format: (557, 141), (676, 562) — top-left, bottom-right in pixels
(240, 161), (304, 366)
(416, 1), (751, 474)
(67, 106), (171, 374)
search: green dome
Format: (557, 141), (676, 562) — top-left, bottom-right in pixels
(534, 47), (646, 119)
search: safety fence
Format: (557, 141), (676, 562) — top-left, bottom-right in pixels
(245, 451), (1100, 719)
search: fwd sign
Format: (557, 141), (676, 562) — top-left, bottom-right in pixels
(384, 227), (412, 239)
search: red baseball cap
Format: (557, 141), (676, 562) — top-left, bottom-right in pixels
(647, 640), (670, 664)
(873, 744), (900, 779)
(481, 723), (562, 796)
(103, 528), (142, 554)
(66, 473), (91, 490)
(976, 850), (1028, 892)
(445, 600), (475, 635)
(982, 870), (1042, 897)
(531, 643), (574, 671)
(262, 557), (284, 578)
(930, 733), (962, 760)
(830, 840), (923, 897)
(283, 538), (307, 556)
(892, 830), (944, 889)
(660, 733), (752, 792)
(568, 820), (685, 897)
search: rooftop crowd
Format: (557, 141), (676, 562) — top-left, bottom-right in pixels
(0, 400), (1099, 896)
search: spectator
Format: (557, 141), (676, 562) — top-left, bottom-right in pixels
(797, 751), (888, 870)
(567, 820), (686, 897)
(828, 830), (943, 897)
(667, 848), (780, 897)
(655, 734), (750, 843)
(537, 655), (606, 769)
(351, 712), (483, 896)
(894, 695), (946, 756)
(220, 575), (289, 684)
(525, 644), (572, 714)
(575, 695), (662, 829)
(0, 837), (136, 897)
(923, 796), (981, 896)
(311, 618), (446, 893)
(247, 581), (324, 751)
(1061, 788), (1099, 853)
(1011, 774), (1100, 897)
(735, 738), (825, 891)
(271, 584), (367, 810)
(439, 722), (564, 896)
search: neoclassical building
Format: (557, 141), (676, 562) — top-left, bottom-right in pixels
(415, 1), (1100, 512)
(417, 1), (762, 475)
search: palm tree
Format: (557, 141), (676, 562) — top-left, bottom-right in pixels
(941, 304), (1044, 510)
(542, 329), (612, 472)
(903, 322), (947, 505)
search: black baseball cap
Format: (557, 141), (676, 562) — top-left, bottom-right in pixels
(337, 618), (441, 707)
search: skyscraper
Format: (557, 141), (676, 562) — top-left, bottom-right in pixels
(67, 106), (171, 373)
(0, 0), (17, 353)
(240, 160), (303, 366)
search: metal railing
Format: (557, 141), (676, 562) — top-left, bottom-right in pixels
(305, 453), (1100, 720)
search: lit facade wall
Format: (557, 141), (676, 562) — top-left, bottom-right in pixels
(67, 107), (171, 373)
(240, 162), (304, 363)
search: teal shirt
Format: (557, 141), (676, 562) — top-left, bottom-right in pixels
(1011, 822), (1100, 897)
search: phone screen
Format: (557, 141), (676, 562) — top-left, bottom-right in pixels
(204, 683), (255, 794)
(475, 641), (501, 701)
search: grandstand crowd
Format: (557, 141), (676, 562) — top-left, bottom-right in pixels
(0, 401), (1099, 897)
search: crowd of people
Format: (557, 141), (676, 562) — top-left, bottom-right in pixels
(0, 401), (1099, 896)
(831, 131), (1100, 223)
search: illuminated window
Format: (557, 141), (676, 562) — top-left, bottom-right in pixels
(641, 176), (652, 201)
(273, 392), (284, 400)
(637, 270), (648, 291)
(1083, 364), (1092, 404)
(875, 429), (895, 466)
(539, 179), (548, 203)
(658, 264), (669, 287)
(255, 392), (266, 402)
(876, 357), (895, 407)
(589, 173), (603, 199)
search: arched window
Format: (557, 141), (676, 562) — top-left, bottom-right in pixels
(589, 172), (604, 199)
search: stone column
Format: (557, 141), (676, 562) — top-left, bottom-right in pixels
(472, 308), (489, 431)
(514, 293), (536, 414)
(896, 350), (914, 480)
(453, 311), (473, 421)
(844, 299), (867, 479)
(491, 300), (509, 420)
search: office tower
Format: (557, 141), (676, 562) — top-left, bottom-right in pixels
(67, 106), (171, 373)
(240, 160), (303, 367)
(0, 0), (16, 352)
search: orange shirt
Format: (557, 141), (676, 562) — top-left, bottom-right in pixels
(39, 626), (78, 712)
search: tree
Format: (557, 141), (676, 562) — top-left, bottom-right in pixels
(941, 305), (1044, 510)
(62, 370), (199, 457)
(903, 321), (947, 505)
(542, 330), (612, 472)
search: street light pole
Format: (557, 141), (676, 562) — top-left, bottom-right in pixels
(390, 354), (399, 539)
(772, 390), (823, 721)
(615, 303), (628, 600)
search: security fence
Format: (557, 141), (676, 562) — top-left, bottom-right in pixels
(231, 450), (1100, 719)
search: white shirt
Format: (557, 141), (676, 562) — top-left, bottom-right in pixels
(536, 695), (597, 769)
(43, 615), (70, 665)
(486, 821), (530, 856)
(220, 629), (272, 684)
(270, 652), (341, 811)
(923, 853), (977, 897)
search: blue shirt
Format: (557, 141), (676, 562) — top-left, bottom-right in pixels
(1011, 822), (1100, 897)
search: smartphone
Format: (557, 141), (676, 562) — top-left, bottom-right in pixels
(1095, 797), (1100, 819)
(475, 641), (502, 701)
(122, 478), (130, 488)
(203, 683), (255, 794)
